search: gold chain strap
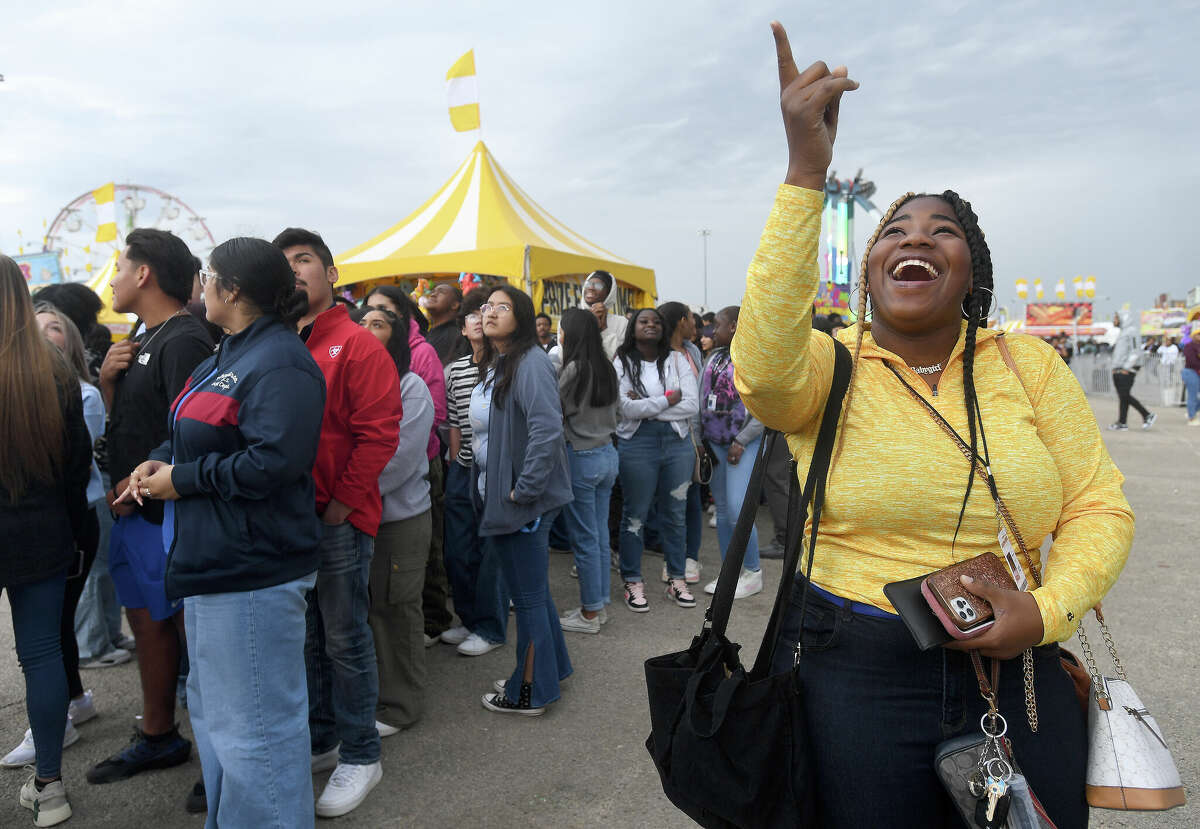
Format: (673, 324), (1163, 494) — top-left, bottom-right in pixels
(889, 369), (1041, 731)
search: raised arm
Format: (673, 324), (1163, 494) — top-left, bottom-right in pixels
(732, 23), (858, 434)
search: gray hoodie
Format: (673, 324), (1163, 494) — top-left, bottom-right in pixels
(1111, 309), (1143, 372)
(379, 372), (435, 522)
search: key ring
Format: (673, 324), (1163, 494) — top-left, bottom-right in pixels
(985, 757), (1013, 783)
(980, 711), (1008, 739)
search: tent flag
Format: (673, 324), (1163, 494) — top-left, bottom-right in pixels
(446, 50), (480, 133)
(94, 182), (117, 243)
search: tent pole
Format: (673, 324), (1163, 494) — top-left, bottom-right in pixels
(523, 245), (533, 297)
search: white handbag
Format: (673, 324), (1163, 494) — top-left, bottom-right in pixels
(1078, 609), (1186, 810)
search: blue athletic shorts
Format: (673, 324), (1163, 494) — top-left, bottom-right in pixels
(109, 513), (182, 621)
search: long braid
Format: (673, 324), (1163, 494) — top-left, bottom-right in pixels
(833, 192), (915, 464)
(939, 190), (994, 547)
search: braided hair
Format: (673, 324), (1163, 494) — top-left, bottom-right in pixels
(846, 190), (994, 545)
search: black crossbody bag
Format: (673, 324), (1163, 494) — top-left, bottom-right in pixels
(643, 338), (851, 828)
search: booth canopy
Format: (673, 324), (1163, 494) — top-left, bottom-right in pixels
(334, 141), (656, 306)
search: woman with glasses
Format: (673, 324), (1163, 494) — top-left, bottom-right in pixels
(0, 254), (93, 827)
(355, 306), (435, 736)
(121, 239), (325, 827)
(472, 287), (573, 715)
(440, 289), (512, 655)
(613, 308), (700, 613)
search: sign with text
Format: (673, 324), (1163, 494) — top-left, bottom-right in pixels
(540, 276), (635, 319)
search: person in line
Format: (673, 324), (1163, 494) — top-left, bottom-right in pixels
(363, 286), (453, 647)
(1184, 334), (1200, 425)
(119, 238), (324, 828)
(472, 287), (573, 715)
(613, 308), (700, 612)
(88, 230), (213, 787)
(1109, 308), (1155, 431)
(355, 305), (435, 736)
(2, 307), (106, 771)
(277, 228), (401, 818)
(555, 309), (619, 634)
(580, 270), (628, 360)
(0, 255), (93, 827)
(657, 302), (705, 586)
(421, 282), (469, 365)
(535, 313), (558, 352)
(699, 306), (764, 599)
(441, 289), (511, 655)
(32, 282), (112, 380)
(733, 34), (1132, 825)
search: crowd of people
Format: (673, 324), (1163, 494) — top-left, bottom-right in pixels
(1, 227), (780, 826)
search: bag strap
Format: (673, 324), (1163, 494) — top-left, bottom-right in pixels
(704, 339), (852, 650)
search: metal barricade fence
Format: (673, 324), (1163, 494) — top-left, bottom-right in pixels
(1068, 352), (1183, 405)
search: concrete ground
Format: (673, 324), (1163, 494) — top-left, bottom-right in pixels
(0, 394), (1195, 828)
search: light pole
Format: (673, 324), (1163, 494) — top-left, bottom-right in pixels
(699, 228), (711, 309)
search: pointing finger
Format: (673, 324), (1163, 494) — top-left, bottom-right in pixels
(770, 21), (799, 90)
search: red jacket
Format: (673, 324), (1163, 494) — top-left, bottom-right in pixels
(305, 304), (401, 536)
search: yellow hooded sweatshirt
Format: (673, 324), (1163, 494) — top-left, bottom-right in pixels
(732, 185), (1133, 644)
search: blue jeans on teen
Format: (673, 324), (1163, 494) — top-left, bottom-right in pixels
(563, 443), (619, 611)
(770, 582), (1087, 829)
(305, 522), (381, 765)
(5, 575), (69, 779)
(443, 461), (509, 644)
(618, 420), (695, 582)
(75, 492), (124, 659)
(710, 437), (762, 572)
(187, 572), (317, 829)
(1183, 367), (1200, 419)
(488, 512), (573, 707)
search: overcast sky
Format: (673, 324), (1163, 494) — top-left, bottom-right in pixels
(2, 0), (1197, 318)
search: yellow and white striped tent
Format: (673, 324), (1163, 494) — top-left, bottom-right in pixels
(335, 141), (656, 310)
(87, 251), (137, 339)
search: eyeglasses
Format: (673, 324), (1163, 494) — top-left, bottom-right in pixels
(479, 302), (513, 315)
(199, 268), (220, 288)
(465, 313), (482, 324)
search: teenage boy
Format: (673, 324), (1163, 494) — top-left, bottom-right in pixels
(423, 282), (468, 365)
(535, 313), (557, 352)
(88, 229), (213, 785)
(275, 228), (401, 819)
(579, 270), (627, 359)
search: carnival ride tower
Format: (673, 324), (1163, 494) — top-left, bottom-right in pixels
(823, 170), (878, 299)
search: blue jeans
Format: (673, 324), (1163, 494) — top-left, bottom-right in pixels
(443, 461), (509, 644)
(710, 437), (762, 571)
(487, 513), (573, 707)
(4, 575), (69, 779)
(617, 420), (694, 582)
(187, 573), (317, 829)
(305, 522), (380, 765)
(563, 444), (619, 611)
(770, 584), (1087, 828)
(75, 493), (124, 659)
(1184, 368), (1200, 419)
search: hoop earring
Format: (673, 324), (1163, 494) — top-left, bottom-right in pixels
(847, 286), (872, 321)
(962, 286), (995, 319)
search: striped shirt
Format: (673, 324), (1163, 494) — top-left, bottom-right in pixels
(446, 354), (481, 466)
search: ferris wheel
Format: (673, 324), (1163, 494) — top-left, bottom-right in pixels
(44, 184), (215, 282)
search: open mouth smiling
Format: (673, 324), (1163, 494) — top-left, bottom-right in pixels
(890, 259), (940, 282)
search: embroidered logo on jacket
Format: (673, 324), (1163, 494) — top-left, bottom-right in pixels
(329, 345), (343, 358)
(211, 371), (238, 390)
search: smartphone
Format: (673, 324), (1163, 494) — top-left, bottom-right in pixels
(920, 553), (1016, 640)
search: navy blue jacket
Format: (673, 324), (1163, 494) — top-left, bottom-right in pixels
(152, 317), (326, 600)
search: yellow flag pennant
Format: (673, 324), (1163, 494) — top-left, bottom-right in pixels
(94, 182), (117, 243)
(445, 50), (480, 132)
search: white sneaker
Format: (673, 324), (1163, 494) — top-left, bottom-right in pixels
(2, 722), (79, 768)
(709, 514), (718, 528)
(685, 558), (702, 584)
(457, 633), (502, 657)
(559, 607), (601, 634)
(375, 720), (400, 738)
(439, 625), (470, 646)
(68, 690), (97, 726)
(734, 568), (764, 599)
(315, 761), (382, 818)
(703, 578), (718, 595)
(79, 648), (131, 669)
(19, 774), (72, 826)
(597, 607), (608, 624)
(311, 744), (340, 773)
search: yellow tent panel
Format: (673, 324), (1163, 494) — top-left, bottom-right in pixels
(87, 252), (137, 339)
(335, 141), (656, 310)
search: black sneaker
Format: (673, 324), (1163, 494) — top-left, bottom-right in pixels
(1143, 412), (1157, 429)
(185, 780), (207, 813)
(86, 728), (191, 784)
(480, 682), (544, 716)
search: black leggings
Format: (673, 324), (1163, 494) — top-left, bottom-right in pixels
(1112, 371), (1149, 425)
(62, 508), (99, 700)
